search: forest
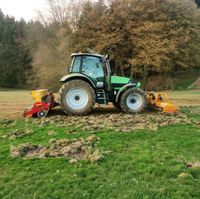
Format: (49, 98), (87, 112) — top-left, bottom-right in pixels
(0, 0), (200, 90)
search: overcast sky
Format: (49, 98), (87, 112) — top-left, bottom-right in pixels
(0, 0), (47, 21)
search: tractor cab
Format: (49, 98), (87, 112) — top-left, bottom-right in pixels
(69, 53), (140, 91)
(70, 53), (107, 89)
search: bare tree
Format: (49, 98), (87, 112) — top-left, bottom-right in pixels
(67, 0), (86, 30)
(46, 0), (69, 24)
(45, 0), (86, 29)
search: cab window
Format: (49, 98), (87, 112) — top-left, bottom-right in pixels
(71, 56), (81, 72)
(81, 56), (104, 78)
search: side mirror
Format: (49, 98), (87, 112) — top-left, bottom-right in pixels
(105, 54), (109, 60)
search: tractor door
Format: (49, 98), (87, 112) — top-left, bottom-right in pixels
(81, 56), (111, 104)
(81, 56), (105, 88)
(70, 56), (81, 73)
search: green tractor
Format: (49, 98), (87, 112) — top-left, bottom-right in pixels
(59, 53), (146, 115)
(24, 52), (179, 118)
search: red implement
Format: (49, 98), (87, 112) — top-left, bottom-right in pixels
(24, 90), (58, 118)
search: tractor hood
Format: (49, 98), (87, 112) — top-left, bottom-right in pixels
(111, 76), (141, 89)
(111, 76), (130, 85)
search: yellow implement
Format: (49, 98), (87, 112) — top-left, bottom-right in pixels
(24, 89), (58, 118)
(31, 89), (49, 102)
(147, 92), (179, 114)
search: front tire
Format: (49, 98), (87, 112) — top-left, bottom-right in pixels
(120, 88), (146, 113)
(59, 80), (95, 115)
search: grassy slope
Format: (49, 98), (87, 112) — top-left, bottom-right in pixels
(174, 68), (200, 90)
(0, 115), (200, 199)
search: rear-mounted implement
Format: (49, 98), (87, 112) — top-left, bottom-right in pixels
(24, 89), (58, 118)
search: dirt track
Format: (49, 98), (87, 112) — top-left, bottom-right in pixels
(0, 90), (199, 119)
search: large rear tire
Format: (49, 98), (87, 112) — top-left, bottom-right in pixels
(120, 88), (146, 113)
(59, 80), (95, 115)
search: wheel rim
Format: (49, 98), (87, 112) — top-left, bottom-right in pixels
(37, 110), (48, 118)
(126, 93), (143, 110)
(66, 87), (89, 110)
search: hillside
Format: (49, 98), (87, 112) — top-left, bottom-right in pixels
(174, 68), (200, 90)
(188, 77), (200, 90)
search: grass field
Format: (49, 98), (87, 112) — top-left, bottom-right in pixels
(0, 90), (200, 199)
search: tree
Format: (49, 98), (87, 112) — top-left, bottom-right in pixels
(126, 0), (200, 87)
(0, 12), (32, 88)
(27, 0), (200, 89)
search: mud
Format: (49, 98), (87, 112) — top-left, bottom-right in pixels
(29, 108), (200, 133)
(11, 135), (104, 163)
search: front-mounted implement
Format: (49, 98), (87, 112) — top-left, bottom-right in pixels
(147, 92), (179, 114)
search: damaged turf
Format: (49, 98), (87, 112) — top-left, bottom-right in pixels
(29, 110), (200, 132)
(11, 135), (104, 163)
(9, 129), (33, 139)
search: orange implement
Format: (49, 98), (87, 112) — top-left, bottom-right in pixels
(147, 92), (179, 114)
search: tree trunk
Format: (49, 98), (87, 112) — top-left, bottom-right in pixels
(142, 65), (148, 90)
(120, 66), (125, 77)
(130, 66), (133, 79)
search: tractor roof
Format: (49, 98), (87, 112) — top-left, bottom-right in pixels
(71, 53), (104, 59)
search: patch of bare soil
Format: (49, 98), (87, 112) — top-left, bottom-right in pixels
(11, 135), (104, 163)
(29, 109), (200, 132)
(9, 129), (33, 139)
(187, 162), (200, 168)
(0, 119), (15, 127)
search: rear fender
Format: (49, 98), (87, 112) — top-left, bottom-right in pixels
(115, 84), (143, 103)
(60, 73), (96, 88)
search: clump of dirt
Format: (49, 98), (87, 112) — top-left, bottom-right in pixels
(11, 143), (45, 158)
(11, 135), (103, 163)
(47, 130), (57, 136)
(9, 129), (33, 139)
(0, 119), (15, 128)
(187, 162), (200, 168)
(29, 110), (200, 132)
(64, 129), (77, 134)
